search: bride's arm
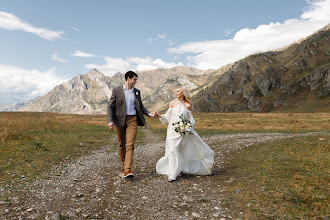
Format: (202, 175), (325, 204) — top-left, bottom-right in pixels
(159, 108), (173, 124)
(159, 102), (174, 124)
(187, 109), (195, 128)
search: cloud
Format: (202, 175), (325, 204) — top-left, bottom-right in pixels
(168, 0), (330, 69)
(0, 64), (66, 105)
(51, 53), (67, 63)
(0, 11), (64, 41)
(70, 50), (99, 58)
(85, 56), (183, 76)
(224, 29), (233, 36)
(72, 27), (80, 31)
(147, 33), (174, 46)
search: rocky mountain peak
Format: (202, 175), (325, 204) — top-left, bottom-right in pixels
(84, 68), (105, 81)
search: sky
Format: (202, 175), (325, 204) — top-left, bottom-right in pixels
(0, 0), (329, 105)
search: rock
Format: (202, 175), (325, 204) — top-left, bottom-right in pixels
(51, 213), (61, 220)
(183, 195), (194, 202)
(179, 202), (189, 207)
(96, 188), (103, 193)
(68, 211), (77, 217)
(192, 212), (200, 217)
(213, 212), (221, 217)
(73, 192), (84, 198)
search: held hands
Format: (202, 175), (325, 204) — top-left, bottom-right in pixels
(150, 112), (160, 117)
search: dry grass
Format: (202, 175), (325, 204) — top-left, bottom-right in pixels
(146, 112), (330, 132)
(223, 134), (330, 219)
(0, 112), (112, 182)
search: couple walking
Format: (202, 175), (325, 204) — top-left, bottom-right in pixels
(107, 71), (214, 182)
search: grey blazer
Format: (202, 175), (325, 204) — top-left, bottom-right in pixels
(107, 85), (151, 127)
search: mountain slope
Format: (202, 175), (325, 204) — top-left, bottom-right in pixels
(19, 69), (116, 114)
(17, 66), (216, 114)
(193, 25), (330, 112)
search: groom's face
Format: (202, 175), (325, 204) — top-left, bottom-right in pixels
(127, 76), (138, 87)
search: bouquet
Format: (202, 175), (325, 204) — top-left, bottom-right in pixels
(172, 114), (193, 136)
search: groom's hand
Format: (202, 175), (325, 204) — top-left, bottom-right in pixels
(150, 112), (159, 117)
(108, 122), (114, 131)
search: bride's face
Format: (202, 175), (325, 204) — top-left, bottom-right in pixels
(176, 88), (184, 99)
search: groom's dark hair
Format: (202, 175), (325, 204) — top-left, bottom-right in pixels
(125, 71), (138, 81)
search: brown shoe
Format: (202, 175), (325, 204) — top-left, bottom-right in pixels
(123, 170), (134, 178)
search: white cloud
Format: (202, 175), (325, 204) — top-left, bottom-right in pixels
(85, 56), (183, 76)
(168, 0), (330, 69)
(70, 50), (99, 58)
(0, 64), (66, 104)
(72, 27), (80, 31)
(158, 33), (166, 39)
(0, 11), (64, 41)
(147, 33), (174, 46)
(224, 28), (233, 36)
(51, 53), (67, 63)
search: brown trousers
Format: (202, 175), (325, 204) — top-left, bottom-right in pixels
(116, 116), (138, 172)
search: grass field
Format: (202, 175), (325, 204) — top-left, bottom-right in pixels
(1, 111), (329, 218)
(0, 112), (113, 182)
(147, 112), (330, 132)
(223, 134), (329, 219)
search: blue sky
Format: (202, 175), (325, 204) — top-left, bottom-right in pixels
(0, 0), (329, 105)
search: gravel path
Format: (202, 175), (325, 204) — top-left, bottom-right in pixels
(0, 130), (323, 219)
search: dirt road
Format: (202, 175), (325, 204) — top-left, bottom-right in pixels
(0, 129), (321, 219)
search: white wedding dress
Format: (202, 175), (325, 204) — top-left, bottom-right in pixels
(156, 103), (214, 180)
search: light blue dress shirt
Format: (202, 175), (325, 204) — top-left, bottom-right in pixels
(123, 84), (137, 115)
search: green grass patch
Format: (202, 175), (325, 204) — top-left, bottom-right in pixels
(224, 134), (330, 219)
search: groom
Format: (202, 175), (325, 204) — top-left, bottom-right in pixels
(107, 71), (158, 178)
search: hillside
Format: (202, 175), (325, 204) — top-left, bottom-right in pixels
(193, 25), (330, 112)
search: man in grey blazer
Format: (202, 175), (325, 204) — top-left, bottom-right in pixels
(107, 71), (158, 178)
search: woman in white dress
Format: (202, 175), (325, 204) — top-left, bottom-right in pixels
(156, 87), (214, 182)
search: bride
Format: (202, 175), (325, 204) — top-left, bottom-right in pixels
(156, 87), (214, 182)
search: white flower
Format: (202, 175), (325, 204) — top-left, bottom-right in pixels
(136, 92), (139, 96)
(179, 122), (184, 126)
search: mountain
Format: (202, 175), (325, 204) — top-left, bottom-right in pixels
(16, 66), (216, 114)
(19, 69), (116, 114)
(193, 25), (330, 112)
(0, 99), (37, 112)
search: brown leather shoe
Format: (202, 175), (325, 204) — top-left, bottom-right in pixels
(123, 170), (134, 178)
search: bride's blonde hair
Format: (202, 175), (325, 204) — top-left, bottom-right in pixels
(178, 86), (192, 105)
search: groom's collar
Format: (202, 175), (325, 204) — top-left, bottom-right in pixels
(123, 84), (134, 91)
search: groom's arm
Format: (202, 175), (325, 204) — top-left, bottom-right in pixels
(140, 100), (151, 116)
(107, 89), (116, 130)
